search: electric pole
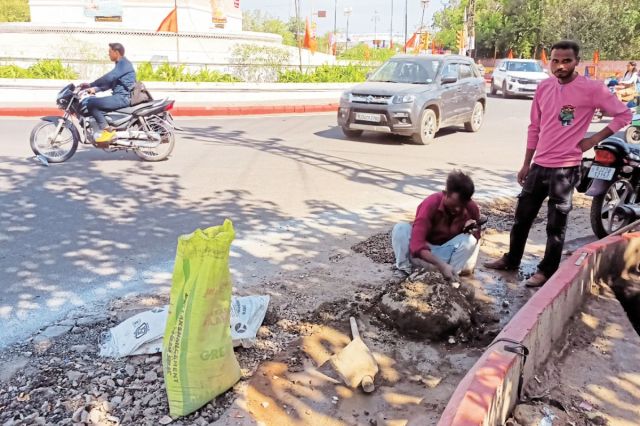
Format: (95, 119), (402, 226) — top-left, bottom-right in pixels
(390, 0), (394, 50)
(467, 0), (476, 57)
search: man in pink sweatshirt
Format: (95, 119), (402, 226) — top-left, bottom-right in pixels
(484, 40), (632, 287)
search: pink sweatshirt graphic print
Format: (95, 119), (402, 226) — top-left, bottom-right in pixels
(528, 75), (632, 168)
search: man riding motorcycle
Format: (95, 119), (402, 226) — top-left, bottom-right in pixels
(81, 42), (136, 144)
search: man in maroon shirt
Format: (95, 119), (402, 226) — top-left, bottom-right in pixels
(392, 171), (482, 281)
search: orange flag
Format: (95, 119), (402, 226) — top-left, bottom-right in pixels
(540, 48), (548, 65)
(303, 18), (311, 48)
(593, 50), (600, 65)
(404, 32), (417, 51)
(302, 18), (317, 53)
(157, 7), (178, 33)
(507, 49), (514, 59)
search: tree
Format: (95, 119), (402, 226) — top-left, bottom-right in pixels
(432, 0), (640, 59)
(242, 11), (299, 47)
(0, 0), (30, 22)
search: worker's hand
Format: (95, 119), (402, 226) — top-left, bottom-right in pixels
(86, 87), (96, 95)
(517, 163), (531, 187)
(580, 136), (598, 152)
(439, 263), (457, 281)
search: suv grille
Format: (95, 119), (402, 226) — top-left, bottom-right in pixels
(351, 94), (392, 104)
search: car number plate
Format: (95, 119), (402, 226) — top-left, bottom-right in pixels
(588, 165), (616, 181)
(355, 112), (381, 123)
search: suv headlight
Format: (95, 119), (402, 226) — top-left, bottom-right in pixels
(392, 94), (416, 104)
(340, 92), (352, 102)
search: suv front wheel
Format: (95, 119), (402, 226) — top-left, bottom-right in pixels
(412, 108), (438, 145)
(341, 126), (363, 139)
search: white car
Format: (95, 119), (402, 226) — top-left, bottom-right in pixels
(490, 59), (549, 98)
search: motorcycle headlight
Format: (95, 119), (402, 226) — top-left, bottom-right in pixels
(392, 94), (416, 104)
(340, 92), (352, 102)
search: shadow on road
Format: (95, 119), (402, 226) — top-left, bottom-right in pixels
(313, 125), (465, 145)
(179, 124), (516, 200)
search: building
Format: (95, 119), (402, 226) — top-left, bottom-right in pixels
(28, 0), (243, 32)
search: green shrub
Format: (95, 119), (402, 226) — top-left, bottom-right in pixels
(278, 64), (371, 83)
(0, 60), (77, 79)
(136, 62), (240, 82)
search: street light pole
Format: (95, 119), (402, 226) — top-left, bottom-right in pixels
(419, 0), (428, 53)
(390, 0), (393, 50)
(372, 10), (380, 49)
(334, 0), (337, 38)
(344, 7), (352, 50)
(404, 0), (408, 53)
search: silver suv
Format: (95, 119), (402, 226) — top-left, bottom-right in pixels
(337, 55), (486, 145)
(490, 59), (549, 98)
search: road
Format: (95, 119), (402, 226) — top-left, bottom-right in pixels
(0, 96), (583, 347)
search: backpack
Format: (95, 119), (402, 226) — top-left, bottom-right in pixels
(130, 81), (153, 106)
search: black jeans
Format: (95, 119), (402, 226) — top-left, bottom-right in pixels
(506, 164), (580, 277)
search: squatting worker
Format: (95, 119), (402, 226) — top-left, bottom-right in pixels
(484, 40), (631, 287)
(392, 171), (482, 282)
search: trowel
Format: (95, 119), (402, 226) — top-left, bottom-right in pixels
(326, 316), (378, 393)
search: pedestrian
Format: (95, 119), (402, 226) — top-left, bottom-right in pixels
(391, 170), (482, 282)
(484, 40), (632, 287)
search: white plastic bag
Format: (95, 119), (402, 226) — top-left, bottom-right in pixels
(230, 295), (270, 348)
(99, 306), (169, 358)
(99, 295), (270, 357)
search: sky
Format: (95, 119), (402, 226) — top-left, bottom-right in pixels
(240, 0), (444, 37)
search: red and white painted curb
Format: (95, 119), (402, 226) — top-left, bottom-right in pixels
(0, 104), (339, 118)
(438, 232), (640, 425)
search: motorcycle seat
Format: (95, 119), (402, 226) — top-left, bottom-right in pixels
(113, 101), (159, 114)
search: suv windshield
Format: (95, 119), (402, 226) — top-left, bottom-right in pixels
(506, 61), (543, 72)
(369, 59), (441, 84)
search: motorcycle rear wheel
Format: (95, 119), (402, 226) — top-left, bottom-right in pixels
(30, 120), (78, 163)
(590, 179), (636, 238)
(133, 119), (175, 162)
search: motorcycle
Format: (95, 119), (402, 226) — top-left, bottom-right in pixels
(578, 137), (640, 238)
(30, 83), (178, 163)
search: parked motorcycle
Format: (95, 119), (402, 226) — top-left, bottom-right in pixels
(578, 137), (640, 238)
(30, 83), (177, 163)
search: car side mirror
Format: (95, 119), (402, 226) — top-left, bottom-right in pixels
(499, 66), (506, 72)
(441, 72), (458, 84)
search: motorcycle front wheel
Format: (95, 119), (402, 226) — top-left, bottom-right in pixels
(133, 118), (175, 162)
(590, 179), (636, 238)
(30, 120), (79, 163)
(625, 126), (640, 144)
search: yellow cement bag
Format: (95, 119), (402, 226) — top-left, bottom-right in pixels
(163, 219), (241, 417)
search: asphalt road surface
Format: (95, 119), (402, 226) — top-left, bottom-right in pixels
(0, 95), (608, 347)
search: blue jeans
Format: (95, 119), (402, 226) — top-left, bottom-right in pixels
(85, 95), (130, 129)
(391, 222), (480, 274)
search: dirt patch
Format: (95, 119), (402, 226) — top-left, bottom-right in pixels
(377, 272), (472, 340)
(512, 286), (640, 426)
(351, 230), (394, 264)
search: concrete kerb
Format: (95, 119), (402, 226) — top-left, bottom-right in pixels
(0, 104), (339, 118)
(437, 232), (640, 426)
